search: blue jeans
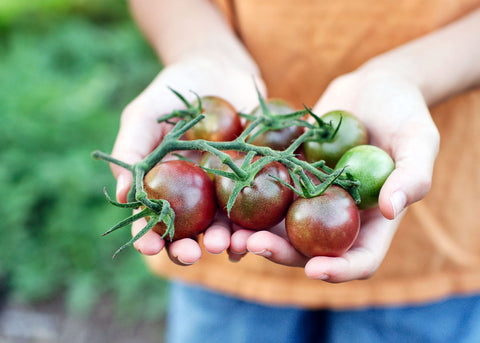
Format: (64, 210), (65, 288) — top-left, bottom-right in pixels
(165, 280), (480, 343)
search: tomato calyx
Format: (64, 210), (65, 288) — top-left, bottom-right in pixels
(303, 106), (342, 144)
(239, 107), (309, 146)
(269, 162), (357, 202)
(239, 84), (336, 149)
(156, 87), (204, 125)
(214, 152), (279, 216)
(100, 188), (176, 259)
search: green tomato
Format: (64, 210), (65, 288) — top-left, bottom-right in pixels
(335, 145), (395, 210)
(303, 110), (368, 167)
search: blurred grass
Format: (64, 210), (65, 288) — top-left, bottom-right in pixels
(0, 0), (126, 27)
(0, 1), (169, 321)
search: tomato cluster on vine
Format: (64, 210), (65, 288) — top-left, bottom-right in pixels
(93, 86), (394, 259)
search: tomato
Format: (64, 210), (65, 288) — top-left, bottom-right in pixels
(335, 145), (395, 210)
(303, 110), (368, 167)
(215, 156), (294, 230)
(199, 150), (244, 181)
(286, 185), (360, 257)
(144, 160), (216, 240)
(185, 96), (242, 142)
(246, 98), (304, 150)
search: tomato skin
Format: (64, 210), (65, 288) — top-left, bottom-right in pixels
(286, 185), (360, 257)
(303, 110), (368, 167)
(144, 160), (216, 240)
(185, 96), (242, 142)
(335, 145), (395, 210)
(247, 99), (304, 150)
(215, 157), (294, 230)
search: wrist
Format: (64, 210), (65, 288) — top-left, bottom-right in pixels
(356, 56), (428, 102)
(172, 47), (261, 79)
(129, 0), (260, 78)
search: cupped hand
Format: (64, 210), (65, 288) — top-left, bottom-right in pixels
(231, 68), (440, 282)
(110, 55), (265, 265)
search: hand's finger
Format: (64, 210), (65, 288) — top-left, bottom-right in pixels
(167, 238), (203, 266)
(247, 231), (309, 267)
(203, 214), (232, 255)
(229, 228), (255, 262)
(131, 217), (165, 255)
(305, 209), (402, 282)
(379, 118), (440, 219)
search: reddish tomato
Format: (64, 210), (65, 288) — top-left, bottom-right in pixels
(246, 99), (304, 150)
(215, 156), (294, 230)
(144, 160), (216, 240)
(185, 96), (242, 142)
(286, 185), (360, 257)
(303, 110), (368, 167)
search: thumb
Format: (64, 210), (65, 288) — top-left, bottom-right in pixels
(378, 119), (440, 220)
(110, 99), (167, 203)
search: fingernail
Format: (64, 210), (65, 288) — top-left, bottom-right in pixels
(391, 191), (407, 218)
(116, 174), (126, 199)
(177, 257), (195, 266)
(250, 249), (272, 258)
(318, 273), (329, 281)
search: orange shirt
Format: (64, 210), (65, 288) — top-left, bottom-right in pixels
(144, 0), (480, 308)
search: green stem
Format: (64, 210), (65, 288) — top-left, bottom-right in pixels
(111, 215), (158, 259)
(197, 142), (249, 180)
(133, 164), (163, 212)
(236, 116), (264, 142)
(171, 115), (205, 138)
(269, 109), (308, 120)
(284, 129), (314, 155)
(91, 150), (133, 171)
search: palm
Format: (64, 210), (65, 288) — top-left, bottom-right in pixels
(231, 70), (439, 282)
(110, 57), (265, 264)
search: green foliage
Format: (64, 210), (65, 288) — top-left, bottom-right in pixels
(0, 6), (168, 322)
(0, 0), (127, 27)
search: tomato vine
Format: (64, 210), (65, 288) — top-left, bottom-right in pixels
(92, 86), (361, 257)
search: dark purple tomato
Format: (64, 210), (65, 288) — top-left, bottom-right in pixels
(215, 157), (294, 230)
(303, 110), (368, 167)
(286, 185), (360, 257)
(185, 96), (242, 142)
(246, 98), (304, 150)
(144, 160), (216, 240)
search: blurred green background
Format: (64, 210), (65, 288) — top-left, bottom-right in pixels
(0, 0), (169, 322)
